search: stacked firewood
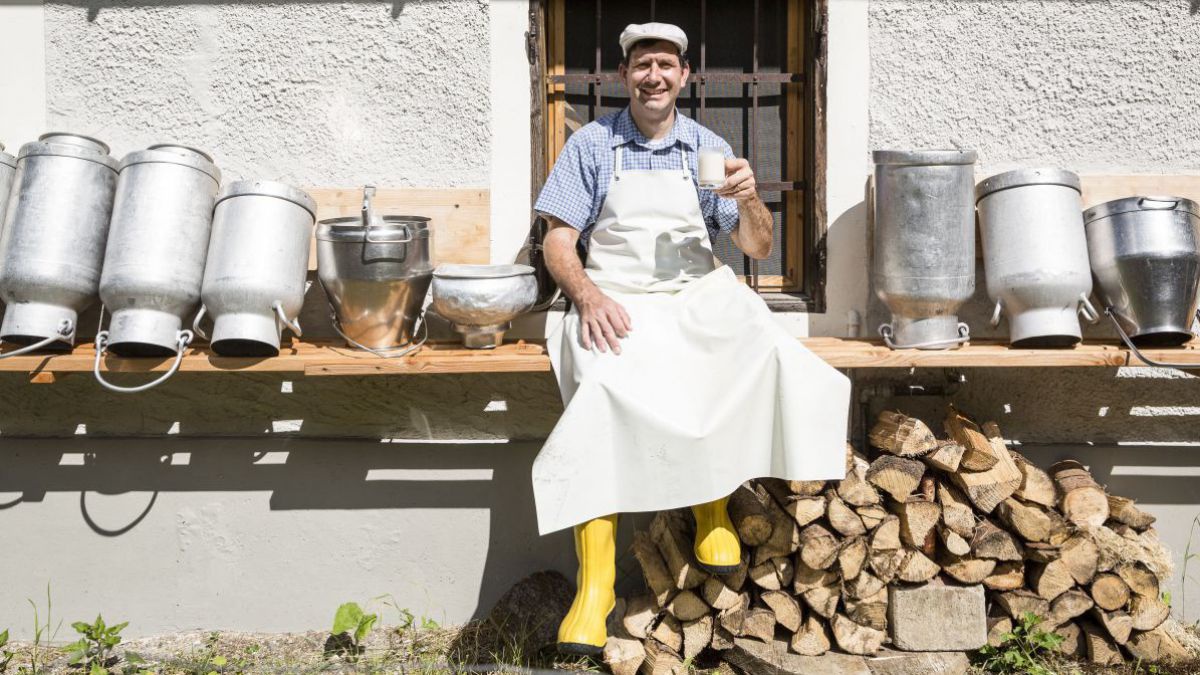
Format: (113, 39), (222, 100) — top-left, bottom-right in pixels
(602, 405), (1187, 675)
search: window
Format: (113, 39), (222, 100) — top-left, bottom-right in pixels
(528, 0), (828, 309)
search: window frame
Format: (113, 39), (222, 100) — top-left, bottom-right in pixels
(527, 0), (829, 312)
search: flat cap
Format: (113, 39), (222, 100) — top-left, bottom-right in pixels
(619, 22), (688, 57)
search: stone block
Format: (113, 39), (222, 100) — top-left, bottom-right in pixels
(726, 637), (870, 675)
(887, 582), (986, 651)
(866, 648), (970, 675)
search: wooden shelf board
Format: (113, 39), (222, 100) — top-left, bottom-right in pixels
(3, 338), (1198, 379)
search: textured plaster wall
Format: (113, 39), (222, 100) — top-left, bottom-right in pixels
(44, 0), (490, 186)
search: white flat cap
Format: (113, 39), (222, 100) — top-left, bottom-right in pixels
(619, 22), (688, 57)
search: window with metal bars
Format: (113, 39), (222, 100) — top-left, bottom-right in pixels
(528, 0), (828, 309)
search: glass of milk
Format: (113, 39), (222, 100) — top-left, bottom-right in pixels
(698, 147), (726, 190)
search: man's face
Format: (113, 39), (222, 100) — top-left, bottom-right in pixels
(619, 41), (689, 116)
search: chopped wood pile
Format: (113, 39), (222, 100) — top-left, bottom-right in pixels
(603, 406), (1187, 675)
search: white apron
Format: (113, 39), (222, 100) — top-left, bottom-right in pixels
(534, 143), (851, 535)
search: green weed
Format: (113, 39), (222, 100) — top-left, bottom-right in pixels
(975, 612), (1064, 675)
(325, 602), (378, 663)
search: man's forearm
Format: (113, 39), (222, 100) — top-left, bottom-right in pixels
(735, 195), (774, 259)
(544, 226), (603, 308)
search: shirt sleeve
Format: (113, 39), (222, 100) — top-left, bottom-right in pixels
(701, 141), (740, 234)
(534, 133), (598, 231)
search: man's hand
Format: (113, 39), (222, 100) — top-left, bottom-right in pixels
(716, 157), (757, 202)
(577, 289), (632, 355)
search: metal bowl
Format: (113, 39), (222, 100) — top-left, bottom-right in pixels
(431, 264), (538, 348)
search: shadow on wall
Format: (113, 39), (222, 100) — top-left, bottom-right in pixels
(8, 0), (423, 21)
(0, 436), (574, 621)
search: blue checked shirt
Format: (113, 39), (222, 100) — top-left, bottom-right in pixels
(535, 107), (739, 251)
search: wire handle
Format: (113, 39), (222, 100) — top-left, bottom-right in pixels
(330, 311), (427, 358)
(1105, 307), (1200, 370)
(990, 299), (1003, 327)
(93, 329), (193, 393)
(1078, 293), (1100, 324)
(880, 322), (970, 350)
(0, 319), (74, 359)
(192, 305), (210, 341)
(273, 301), (302, 338)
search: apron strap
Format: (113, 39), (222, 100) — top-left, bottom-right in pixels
(614, 146), (623, 181)
(680, 145), (691, 181)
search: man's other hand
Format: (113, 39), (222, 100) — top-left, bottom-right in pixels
(577, 290), (632, 355)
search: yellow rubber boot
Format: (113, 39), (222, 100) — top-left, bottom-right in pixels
(692, 497), (742, 574)
(556, 514), (617, 655)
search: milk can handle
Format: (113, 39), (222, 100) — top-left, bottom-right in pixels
(1078, 294), (1100, 324)
(93, 329), (193, 394)
(1137, 197), (1179, 210)
(273, 301), (303, 338)
(990, 300), (1003, 327)
(192, 305), (211, 341)
(330, 311), (428, 358)
(879, 322), (970, 350)
(1105, 307), (1200, 370)
(0, 319), (73, 359)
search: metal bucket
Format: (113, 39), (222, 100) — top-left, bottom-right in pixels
(196, 180), (315, 357)
(431, 264), (538, 348)
(1085, 196), (1200, 353)
(92, 144), (221, 392)
(316, 186), (433, 355)
(0, 132), (118, 354)
(873, 149), (976, 349)
(976, 168), (1097, 347)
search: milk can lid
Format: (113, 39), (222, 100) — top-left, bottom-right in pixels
(975, 167), (1081, 203)
(1084, 196), (1200, 224)
(872, 149), (977, 166)
(316, 215), (431, 242)
(217, 180), (317, 218)
(19, 133), (119, 172)
(119, 144), (221, 183)
(433, 263), (535, 279)
(0, 149), (15, 170)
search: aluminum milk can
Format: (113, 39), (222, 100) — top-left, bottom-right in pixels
(976, 168), (1097, 347)
(197, 180), (315, 357)
(0, 133), (118, 353)
(0, 143), (16, 229)
(1085, 196), (1200, 352)
(873, 149), (976, 349)
(92, 145), (221, 393)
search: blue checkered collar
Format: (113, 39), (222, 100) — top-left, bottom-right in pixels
(610, 107), (697, 152)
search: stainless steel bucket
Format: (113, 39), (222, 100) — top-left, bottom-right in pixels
(92, 145), (221, 392)
(1085, 196), (1200, 350)
(873, 149), (976, 349)
(976, 168), (1097, 347)
(196, 180), (315, 357)
(431, 264), (538, 349)
(0, 132), (118, 354)
(316, 187), (433, 355)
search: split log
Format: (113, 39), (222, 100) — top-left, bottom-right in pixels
(1029, 559), (1075, 601)
(1050, 460), (1110, 529)
(650, 615), (683, 654)
(987, 614), (1012, 648)
(938, 525), (972, 556)
(844, 588), (888, 632)
(789, 480), (828, 497)
(798, 523), (840, 570)
(1054, 621), (1086, 658)
(680, 615), (712, 662)
(709, 625), (734, 651)
(749, 556), (794, 592)
(790, 615), (831, 656)
(740, 608), (776, 643)
(1107, 494), (1156, 530)
(727, 484), (774, 547)
(1125, 625), (1191, 663)
(753, 494), (801, 564)
(701, 576), (743, 611)
(948, 422), (1023, 513)
(632, 531), (678, 607)
(1043, 508), (1074, 546)
(868, 549), (906, 584)
(944, 406), (999, 471)
(604, 623), (646, 675)
(995, 590), (1050, 620)
(793, 557), (840, 593)
(831, 614), (885, 655)
(890, 498), (941, 548)
(1090, 573), (1131, 611)
(640, 638), (684, 675)
(995, 498), (1052, 543)
(1090, 608), (1132, 644)
(802, 584), (840, 619)
(939, 553), (997, 584)
(922, 440), (966, 473)
(1060, 533), (1100, 585)
(1116, 562), (1160, 599)
(937, 482), (977, 539)
(869, 410), (938, 457)
(1082, 620), (1123, 666)
(971, 519), (1024, 562)
(1129, 594), (1170, 631)
(760, 589), (803, 632)
(897, 550), (941, 583)
(870, 515), (901, 551)
(666, 590), (709, 622)
(855, 504), (888, 529)
(844, 570), (884, 600)
(721, 558), (749, 591)
(1048, 589), (1094, 627)
(826, 490), (866, 537)
(623, 595), (659, 639)
(760, 479), (825, 528)
(1011, 452), (1058, 508)
(649, 512), (707, 591)
(837, 536), (868, 581)
(865, 455), (925, 502)
(716, 594), (750, 637)
(1024, 542), (1061, 564)
(983, 561), (1025, 591)
(838, 448), (882, 507)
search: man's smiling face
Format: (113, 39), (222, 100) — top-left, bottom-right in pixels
(619, 40), (689, 118)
